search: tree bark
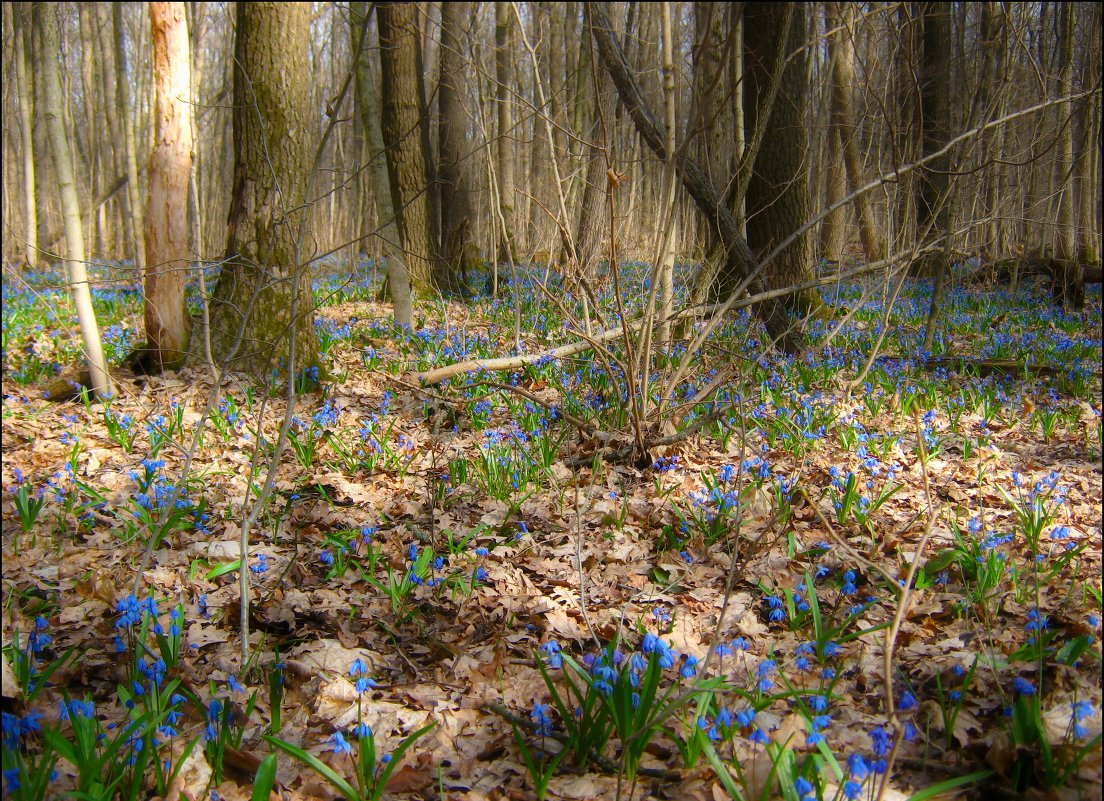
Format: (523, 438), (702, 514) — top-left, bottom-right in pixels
(739, 2), (819, 325)
(438, 0), (476, 293)
(207, 2), (319, 379)
(378, 2), (442, 294)
(143, 1), (194, 373)
(1054, 1), (1082, 309)
(35, 2), (113, 398)
(13, 3), (38, 269)
(351, 1), (412, 327)
(114, 2), (146, 276)
(826, 1), (884, 261)
(494, 1), (517, 261)
(589, 2), (802, 351)
(917, 2), (953, 352)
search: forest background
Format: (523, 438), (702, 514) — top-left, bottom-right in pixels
(1, 3), (1101, 801)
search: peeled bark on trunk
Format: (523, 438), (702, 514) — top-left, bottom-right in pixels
(207, 2), (319, 380)
(36, 2), (113, 398)
(142, 1), (194, 373)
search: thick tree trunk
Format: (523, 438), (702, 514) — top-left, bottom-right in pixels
(739, 2), (819, 326)
(36, 2), (113, 398)
(378, 2), (441, 294)
(143, 2), (194, 373)
(207, 2), (319, 379)
(351, 2), (412, 327)
(114, 2), (146, 276)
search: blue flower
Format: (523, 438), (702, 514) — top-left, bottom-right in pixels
(530, 701), (554, 735)
(540, 641), (564, 669)
(330, 731), (353, 755)
(679, 655), (699, 680)
(898, 691), (918, 711)
(1012, 677), (1035, 696)
(354, 721), (373, 739)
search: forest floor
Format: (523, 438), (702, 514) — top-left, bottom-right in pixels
(2, 261), (1102, 801)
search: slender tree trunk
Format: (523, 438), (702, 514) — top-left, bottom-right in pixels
(143, 1), (194, 372)
(917, 2), (953, 351)
(378, 2), (442, 295)
(207, 2), (319, 379)
(114, 1), (146, 276)
(820, 128), (847, 261)
(13, 4), (38, 269)
(827, 1), (885, 261)
(1054, 1), (1082, 309)
(78, 5), (103, 258)
(352, 2), (412, 326)
(35, 2), (113, 398)
(494, 1), (517, 261)
(656, 1), (678, 351)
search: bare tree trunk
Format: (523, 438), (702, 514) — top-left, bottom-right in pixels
(142, 1), (194, 373)
(1054, 1), (1082, 309)
(114, 1), (146, 276)
(740, 2), (819, 324)
(207, 2), (319, 378)
(351, 2), (412, 327)
(378, 2), (442, 295)
(827, 1), (885, 261)
(35, 2), (113, 398)
(590, 2), (802, 351)
(918, 2), (953, 352)
(494, 1), (517, 262)
(1077, 5), (1101, 265)
(574, 6), (620, 280)
(820, 128), (847, 261)
(13, 4), (38, 269)
(438, 0), (476, 294)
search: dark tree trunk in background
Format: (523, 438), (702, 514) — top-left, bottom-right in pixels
(351, 1), (413, 327)
(438, 0), (476, 294)
(916, 2), (953, 352)
(737, 2), (820, 328)
(378, 2), (447, 294)
(590, 1), (803, 352)
(207, 2), (319, 379)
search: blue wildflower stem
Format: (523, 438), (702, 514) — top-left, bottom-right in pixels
(267, 656), (285, 735)
(533, 650), (615, 769)
(12, 484), (47, 534)
(512, 723), (566, 801)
